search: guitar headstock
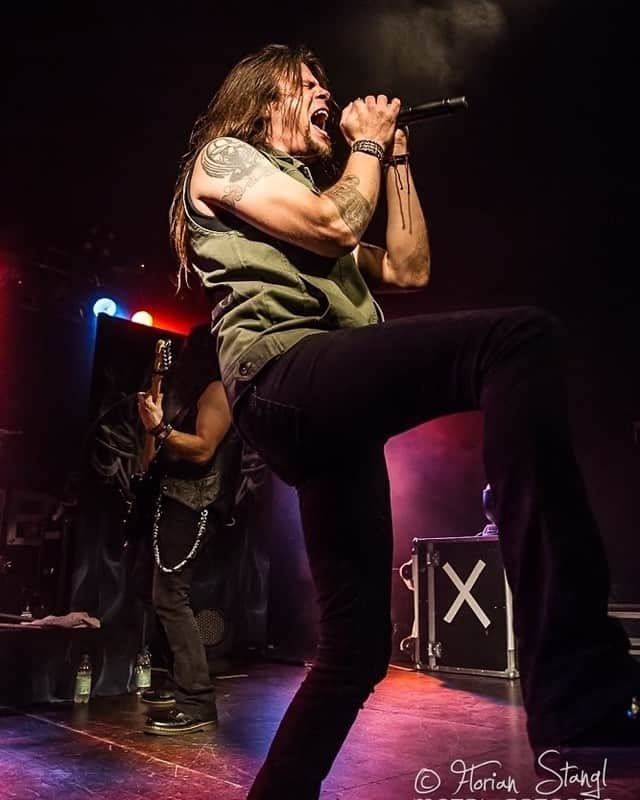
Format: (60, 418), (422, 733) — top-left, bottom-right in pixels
(153, 339), (173, 376)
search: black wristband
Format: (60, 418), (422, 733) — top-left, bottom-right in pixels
(154, 423), (173, 444)
(384, 153), (409, 167)
(148, 420), (165, 436)
(351, 139), (385, 164)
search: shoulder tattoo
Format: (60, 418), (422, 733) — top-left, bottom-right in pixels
(201, 138), (278, 208)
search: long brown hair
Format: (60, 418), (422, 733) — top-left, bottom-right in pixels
(169, 43), (330, 285)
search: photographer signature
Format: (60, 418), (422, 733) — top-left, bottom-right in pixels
(414, 750), (609, 799)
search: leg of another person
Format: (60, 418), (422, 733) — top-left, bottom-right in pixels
(151, 498), (217, 721)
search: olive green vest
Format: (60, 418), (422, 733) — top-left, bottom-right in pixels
(185, 147), (381, 405)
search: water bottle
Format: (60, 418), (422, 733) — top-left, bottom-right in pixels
(134, 646), (152, 694)
(73, 654), (92, 703)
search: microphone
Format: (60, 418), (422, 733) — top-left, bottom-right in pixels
(397, 96), (468, 126)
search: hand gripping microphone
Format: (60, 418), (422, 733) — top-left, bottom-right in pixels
(397, 96), (468, 126)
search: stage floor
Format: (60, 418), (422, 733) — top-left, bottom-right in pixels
(0, 661), (637, 800)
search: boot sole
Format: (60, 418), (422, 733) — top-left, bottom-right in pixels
(139, 698), (176, 706)
(143, 720), (217, 735)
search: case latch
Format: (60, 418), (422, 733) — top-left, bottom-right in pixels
(426, 550), (440, 567)
(427, 641), (443, 659)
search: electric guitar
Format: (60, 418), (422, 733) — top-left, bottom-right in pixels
(140, 338), (173, 473)
(123, 338), (172, 541)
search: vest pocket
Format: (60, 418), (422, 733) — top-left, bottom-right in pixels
(298, 275), (331, 320)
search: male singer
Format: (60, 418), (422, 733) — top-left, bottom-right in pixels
(168, 43), (639, 799)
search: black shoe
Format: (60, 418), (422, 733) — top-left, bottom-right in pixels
(144, 708), (218, 736)
(533, 696), (640, 775)
(140, 688), (175, 707)
(561, 695), (640, 748)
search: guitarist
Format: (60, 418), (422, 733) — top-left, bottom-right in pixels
(136, 322), (242, 735)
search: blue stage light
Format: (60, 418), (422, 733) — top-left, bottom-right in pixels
(93, 297), (117, 317)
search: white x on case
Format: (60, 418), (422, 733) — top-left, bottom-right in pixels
(411, 535), (519, 679)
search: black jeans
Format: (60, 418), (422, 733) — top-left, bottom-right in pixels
(235, 307), (638, 800)
(151, 496), (217, 720)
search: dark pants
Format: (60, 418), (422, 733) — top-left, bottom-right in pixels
(235, 307), (639, 800)
(151, 496), (217, 719)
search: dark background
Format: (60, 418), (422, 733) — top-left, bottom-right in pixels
(1, 1), (638, 659)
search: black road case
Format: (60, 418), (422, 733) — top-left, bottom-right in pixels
(608, 604), (640, 662)
(412, 535), (519, 679)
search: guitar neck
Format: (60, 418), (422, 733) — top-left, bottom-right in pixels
(141, 374), (164, 472)
(149, 373), (163, 403)
(139, 337), (172, 475)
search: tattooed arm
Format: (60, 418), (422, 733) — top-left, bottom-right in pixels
(352, 128), (430, 289)
(190, 137), (384, 258)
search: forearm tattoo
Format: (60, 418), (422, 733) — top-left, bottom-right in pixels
(201, 138), (277, 208)
(325, 175), (373, 239)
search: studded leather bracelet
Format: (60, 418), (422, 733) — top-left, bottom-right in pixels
(154, 423), (173, 444)
(148, 420), (165, 436)
(351, 139), (385, 164)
